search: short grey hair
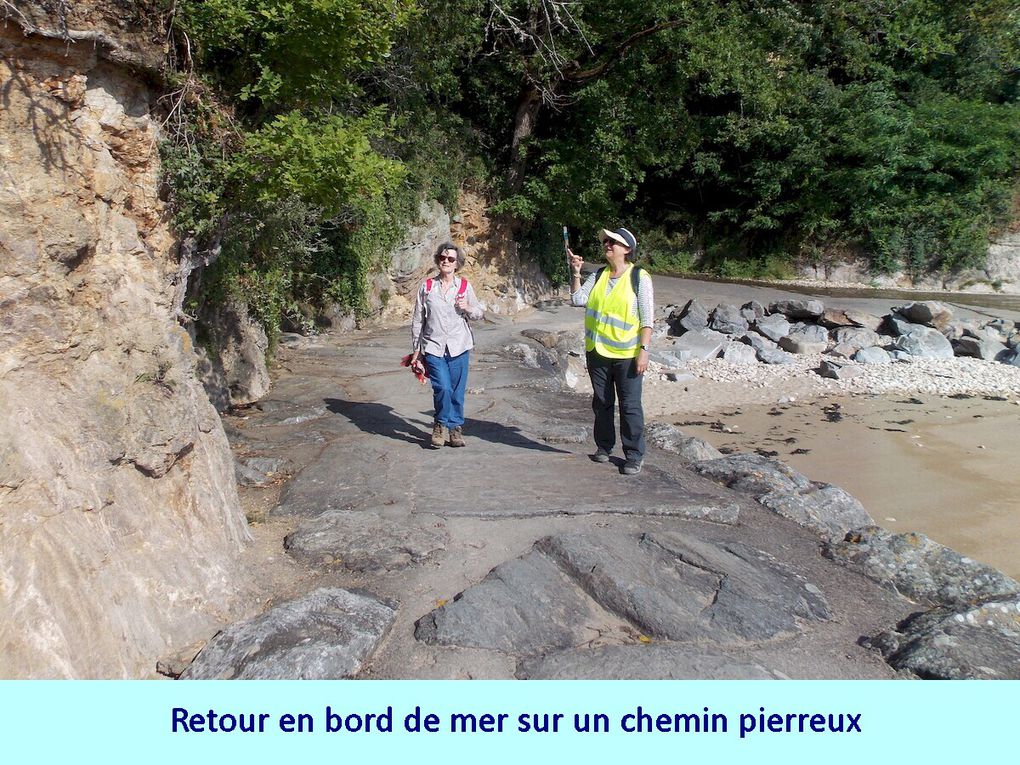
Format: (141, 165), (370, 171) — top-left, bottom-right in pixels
(434, 242), (465, 269)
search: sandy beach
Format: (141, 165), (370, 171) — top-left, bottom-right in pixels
(639, 276), (1020, 580)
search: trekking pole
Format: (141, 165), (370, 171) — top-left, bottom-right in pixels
(562, 226), (570, 296)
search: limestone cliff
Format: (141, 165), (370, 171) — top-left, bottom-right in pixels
(0, 2), (251, 677)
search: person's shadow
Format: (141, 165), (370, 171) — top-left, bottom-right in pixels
(324, 398), (568, 453)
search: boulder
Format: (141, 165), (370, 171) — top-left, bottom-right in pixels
(768, 299), (824, 320)
(645, 423), (723, 462)
(884, 314), (917, 336)
(674, 299), (710, 334)
(759, 484), (873, 542)
(892, 301), (953, 329)
(818, 308), (857, 329)
(998, 348), (1020, 367)
(832, 327), (881, 351)
(674, 328), (727, 359)
(844, 310), (883, 331)
(823, 527), (1019, 607)
(753, 314), (791, 342)
(692, 454), (813, 495)
(893, 327), (954, 359)
(757, 347), (796, 365)
(952, 336), (1007, 361)
(817, 358), (862, 380)
(741, 332), (777, 352)
(183, 588), (396, 679)
(710, 303), (749, 335)
(865, 597), (1020, 679)
(779, 325), (829, 354)
(742, 300), (766, 319)
(854, 347), (892, 365)
(721, 343), (759, 364)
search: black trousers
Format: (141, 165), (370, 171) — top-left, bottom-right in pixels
(586, 350), (645, 462)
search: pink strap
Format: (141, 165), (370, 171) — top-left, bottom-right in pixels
(425, 277), (469, 296)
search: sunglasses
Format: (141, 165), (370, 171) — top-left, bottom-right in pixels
(603, 239), (618, 247)
(438, 255), (458, 263)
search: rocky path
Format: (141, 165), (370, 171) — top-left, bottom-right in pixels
(182, 300), (1020, 680)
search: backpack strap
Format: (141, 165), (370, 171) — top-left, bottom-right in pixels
(425, 278), (434, 293)
(630, 265), (643, 295)
(594, 265), (641, 293)
(457, 277), (468, 298)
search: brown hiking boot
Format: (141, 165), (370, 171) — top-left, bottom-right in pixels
(430, 422), (447, 449)
(448, 426), (466, 447)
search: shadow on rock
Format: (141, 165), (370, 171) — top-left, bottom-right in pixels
(324, 398), (430, 447)
(324, 398), (568, 453)
(463, 416), (570, 453)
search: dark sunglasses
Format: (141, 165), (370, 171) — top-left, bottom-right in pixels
(438, 254), (458, 263)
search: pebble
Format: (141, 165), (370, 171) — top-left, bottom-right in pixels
(650, 355), (1020, 398)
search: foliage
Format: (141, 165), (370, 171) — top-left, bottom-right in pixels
(163, 0), (1020, 339)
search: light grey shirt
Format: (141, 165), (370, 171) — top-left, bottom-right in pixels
(411, 276), (484, 357)
(571, 266), (655, 329)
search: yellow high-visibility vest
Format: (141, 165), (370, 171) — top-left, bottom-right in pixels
(584, 265), (641, 358)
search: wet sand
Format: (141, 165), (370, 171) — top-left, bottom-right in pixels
(651, 393), (1020, 579)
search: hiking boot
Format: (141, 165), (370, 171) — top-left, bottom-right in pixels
(621, 460), (643, 476)
(430, 422), (447, 449)
(448, 426), (466, 447)
(591, 448), (611, 463)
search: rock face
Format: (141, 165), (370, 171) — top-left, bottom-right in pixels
(195, 298), (271, 410)
(0, 5), (250, 677)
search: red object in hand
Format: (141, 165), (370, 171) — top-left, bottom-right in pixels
(400, 354), (429, 384)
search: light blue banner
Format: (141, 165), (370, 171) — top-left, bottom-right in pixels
(0, 681), (1012, 763)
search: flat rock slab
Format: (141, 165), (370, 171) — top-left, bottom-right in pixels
(416, 457), (738, 522)
(415, 550), (603, 654)
(866, 597), (1020, 679)
(273, 441), (409, 517)
(183, 588), (396, 679)
(416, 532), (829, 656)
(517, 644), (785, 679)
(284, 509), (449, 572)
(824, 526), (1020, 607)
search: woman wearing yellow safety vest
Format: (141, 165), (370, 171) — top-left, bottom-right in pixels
(568, 227), (654, 475)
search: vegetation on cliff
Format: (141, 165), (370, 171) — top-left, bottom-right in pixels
(163, 0), (1020, 336)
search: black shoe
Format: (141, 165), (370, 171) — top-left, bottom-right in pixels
(591, 448), (611, 463)
(621, 460), (643, 475)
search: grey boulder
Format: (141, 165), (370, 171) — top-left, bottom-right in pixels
(823, 526), (1019, 608)
(674, 329), (727, 359)
(769, 299), (825, 320)
(854, 346), (892, 365)
(893, 327), (954, 359)
(710, 304), (749, 335)
(183, 588), (396, 679)
(753, 314), (791, 343)
(645, 422), (722, 461)
(866, 597), (1020, 679)
(892, 301), (953, 329)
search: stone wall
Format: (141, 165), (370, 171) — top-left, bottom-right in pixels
(0, 4), (251, 677)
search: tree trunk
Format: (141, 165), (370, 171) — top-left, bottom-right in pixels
(507, 83), (543, 193)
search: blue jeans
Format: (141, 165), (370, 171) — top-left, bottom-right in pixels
(424, 350), (469, 428)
